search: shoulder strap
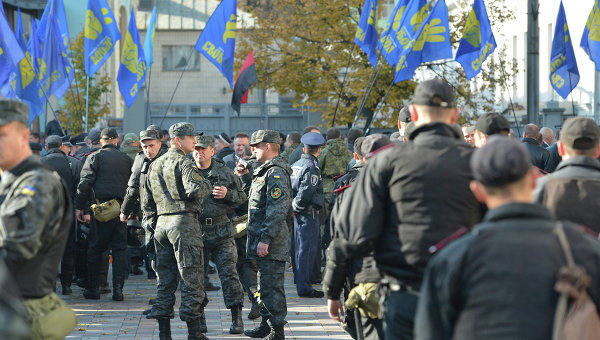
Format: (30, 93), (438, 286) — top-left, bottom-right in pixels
(555, 222), (575, 267)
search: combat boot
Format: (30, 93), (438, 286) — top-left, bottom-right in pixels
(83, 289), (100, 300)
(244, 316), (271, 338)
(112, 278), (124, 301)
(229, 304), (243, 334)
(261, 325), (285, 340)
(186, 319), (209, 340)
(199, 309), (208, 333)
(158, 318), (172, 340)
(248, 297), (263, 320)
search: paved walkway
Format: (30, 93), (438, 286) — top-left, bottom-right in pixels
(63, 267), (351, 339)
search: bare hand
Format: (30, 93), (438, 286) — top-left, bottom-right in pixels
(257, 242), (269, 257)
(328, 299), (344, 322)
(77, 210), (90, 224)
(212, 186), (227, 199)
(236, 163), (249, 176)
(120, 213), (128, 223)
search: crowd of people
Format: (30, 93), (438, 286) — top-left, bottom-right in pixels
(1, 77), (600, 340)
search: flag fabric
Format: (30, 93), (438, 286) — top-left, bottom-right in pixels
(0, 4), (25, 89)
(20, 20), (44, 124)
(550, 1), (579, 99)
(355, 0), (379, 68)
(144, 5), (157, 68)
(581, 0), (600, 71)
(39, 6), (73, 100)
(231, 50), (257, 115)
(377, 0), (426, 67)
(394, 0), (452, 83)
(16, 9), (27, 49)
(455, 0), (496, 80)
(0, 8), (27, 99)
(118, 9), (147, 108)
(84, 0), (121, 77)
(37, 0), (70, 49)
(195, 0), (237, 88)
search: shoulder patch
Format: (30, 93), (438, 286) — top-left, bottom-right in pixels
(270, 187), (282, 199)
(311, 174), (319, 186)
(191, 171), (204, 183)
(21, 185), (36, 196)
(274, 174), (281, 179)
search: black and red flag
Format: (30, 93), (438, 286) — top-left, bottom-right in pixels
(231, 50), (257, 115)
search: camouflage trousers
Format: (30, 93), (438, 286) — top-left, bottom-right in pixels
(153, 214), (206, 322)
(257, 259), (287, 327)
(203, 235), (244, 308)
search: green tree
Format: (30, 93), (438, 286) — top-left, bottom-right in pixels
(57, 30), (111, 135)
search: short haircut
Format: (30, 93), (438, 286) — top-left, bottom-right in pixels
(326, 127), (341, 140)
(414, 104), (455, 119)
(540, 127), (553, 140)
(523, 124), (539, 139)
(31, 132), (40, 139)
(268, 142), (280, 153)
(305, 145), (320, 154)
(303, 125), (320, 134)
(564, 144), (598, 157)
(347, 128), (364, 144)
(287, 132), (301, 144)
(235, 133), (250, 140)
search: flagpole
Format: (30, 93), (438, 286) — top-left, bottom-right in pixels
(568, 72), (576, 116)
(365, 80), (394, 135)
(145, 67), (152, 123)
(64, 64), (84, 119)
(352, 58), (383, 128)
(331, 44), (356, 127)
(499, 60), (521, 136)
(158, 47), (195, 128)
(85, 76), (90, 133)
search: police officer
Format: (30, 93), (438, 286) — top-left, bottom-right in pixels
(237, 130), (292, 340)
(290, 132), (325, 298)
(335, 79), (484, 339)
(193, 135), (247, 334)
(142, 122), (213, 340)
(76, 128), (133, 301)
(0, 100), (76, 338)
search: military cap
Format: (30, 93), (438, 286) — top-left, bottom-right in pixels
(471, 135), (531, 188)
(70, 133), (88, 146)
(250, 130), (280, 146)
(300, 131), (325, 147)
(123, 132), (139, 144)
(353, 136), (366, 157)
(215, 132), (232, 144)
(560, 117), (600, 150)
(88, 129), (101, 144)
(61, 135), (72, 146)
(101, 127), (118, 140)
(0, 100), (29, 126)
(46, 135), (63, 148)
(475, 112), (510, 136)
(147, 124), (163, 139)
(29, 142), (43, 152)
(399, 107), (411, 123)
(412, 78), (455, 108)
(140, 129), (160, 141)
(195, 135), (214, 148)
(169, 122), (202, 138)
(362, 133), (392, 158)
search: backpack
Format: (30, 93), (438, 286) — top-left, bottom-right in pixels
(552, 223), (600, 340)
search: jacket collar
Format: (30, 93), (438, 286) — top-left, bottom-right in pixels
(522, 137), (539, 146)
(101, 144), (117, 150)
(300, 153), (318, 161)
(46, 148), (65, 156)
(481, 202), (552, 224)
(555, 155), (600, 172)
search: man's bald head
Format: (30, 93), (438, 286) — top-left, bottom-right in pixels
(523, 124), (540, 140)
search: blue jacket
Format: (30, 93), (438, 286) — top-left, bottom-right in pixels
(291, 153), (324, 212)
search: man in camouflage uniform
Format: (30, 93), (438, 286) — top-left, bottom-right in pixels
(279, 132), (301, 162)
(142, 122), (213, 340)
(193, 135), (247, 334)
(237, 130), (292, 340)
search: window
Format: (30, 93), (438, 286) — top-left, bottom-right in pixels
(162, 46), (201, 71)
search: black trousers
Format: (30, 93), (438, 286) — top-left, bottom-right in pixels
(60, 214), (77, 287)
(235, 235), (258, 300)
(383, 290), (418, 340)
(87, 217), (127, 290)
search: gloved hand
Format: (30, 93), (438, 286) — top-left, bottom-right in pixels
(345, 282), (381, 319)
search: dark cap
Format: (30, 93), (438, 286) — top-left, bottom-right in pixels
(101, 127), (118, 140)
(61, 135), (72, 146)
(123, 132), (139, 144)
(353, 136), (366, 157)
(147, 124), (163, 139)
(471, 135), (531, 187)
(399, 107), (411, 123)
(70, 133), (88, 146)
(169, 122), (202, 138)
(215, 132), (232, 144)
(29, 142), (43, 152)
(88, 129), (101, 144)
(361, 133), (392, 158)
(412, 78), (455, 108)
(475, 112), (510, 136)
(250, 130), (280, 146)
(46, 135), (63, 148)
(0, 100), (29, 126)
(195, 135), (214, 148)
(560, 117), (600, 150)
(140, 129), (160, 141)
(300, 132), (325, 147)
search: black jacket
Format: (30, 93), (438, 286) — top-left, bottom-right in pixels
(41, 148), (81, 199)
(522, 137), (550, 171)
(216, 146), (235, 161)
(336, 122), (484, 285)
(545, 143), (562, 173)
(534, 156), (600, 232)
(416, 203), (600, 340)
(75, 144), (133, 209)
(290, 153), (324, 212)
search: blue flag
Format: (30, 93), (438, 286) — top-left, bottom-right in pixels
(378, 0), (428, 67)
(550, 1), (579, 99)
(39, 6), (73, 100)
(0, 8), (27, 99)
(0, 5), (25, 89)
(581, 0), (600, 71)
(355, 0), (379, 68)
(144, 6), (157, 68)
(394, 0), (452, 83)
(16, 9), (27, 49)
(37, 0), (70, 49)
(118, 9), (147, 108)
(455, 0), (496, 80)
(84, 0), (121, 77)
(19, 20), (44, 125)
(195, 0), (237, 88)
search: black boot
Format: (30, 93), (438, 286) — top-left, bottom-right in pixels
(262, 325), (285, 340)
(186, 319), (209, 340)
(83, 271), (100, 299)
(248, 297), (263, 320)
(199, 309), (208, 333)
(112, 278), (124, 301)
(244, 316), (271, 338)
(83, 288), (100, 299)
(158, 318), (172, 340)
(229, 304), (244, 334)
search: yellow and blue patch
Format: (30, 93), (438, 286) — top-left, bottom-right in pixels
(21, 185), (36, 196)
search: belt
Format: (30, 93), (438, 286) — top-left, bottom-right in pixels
(198, 215), (229, 226)
(159, 211), (199, 218)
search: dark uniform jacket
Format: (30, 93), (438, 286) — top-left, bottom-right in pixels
(534, 155), (600, 232)
(75, 144), (133, 210)
(545, 143), (562, 173)
(243, 156), (292, 261)
(290, 153), (324, 213)
(337, 123), (484, 286)
(41, 148), (82, 199)
(522, 137), (550, 171)
(287, 143), (305, 165)
(72, 145), (98, 163)
(216, 146), (235, 161)
(415, 203), (600, 340)
(0, 156), (72, 298)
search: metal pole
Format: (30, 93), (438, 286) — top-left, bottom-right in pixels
(527, 0), (539, 124)
(365, 81), (394, 135)
(85, 76), (90, 133)
(331, 45), (355, 127)
(158, 48), (194, 128)
(595, 71), (600, 123)
(352, 60), (383, 128)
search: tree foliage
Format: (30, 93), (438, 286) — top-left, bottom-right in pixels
(57, 30), (111, 135)
(237, 0), (516, 128)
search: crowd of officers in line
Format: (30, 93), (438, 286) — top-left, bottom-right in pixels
(2, 77), (600, 340)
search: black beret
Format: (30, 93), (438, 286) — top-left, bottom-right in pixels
(471, 135), (531, 187)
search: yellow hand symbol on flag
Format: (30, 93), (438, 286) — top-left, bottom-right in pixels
(587, 3), (600, 42)
(223, 14), (236, 44)
(413, 18), (447, 51)
(0, 46), (3, 56)
(368, 2), (376, 26)
(391, 6), (407, 31)
(102, 8), (114, 24)
(463, 9), (481, 48)
(121, 31), (139, 75)
(85, 10), (103, 40)
(410, 4), (429, 33)
(19, 52), (35, 89)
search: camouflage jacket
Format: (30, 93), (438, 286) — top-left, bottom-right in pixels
(142, 148), (212, 219)
(318, 139), (354, 194)
(243, 156), (292, 261)
(121, 145), (141, 160)
(279, 143), (300, 162)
